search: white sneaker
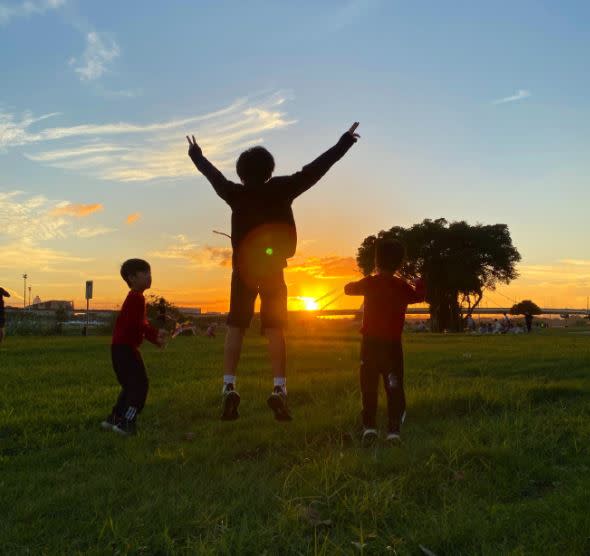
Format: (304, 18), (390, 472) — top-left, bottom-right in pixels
(361, 428), (378, 447)
(386, 431), (401, 443)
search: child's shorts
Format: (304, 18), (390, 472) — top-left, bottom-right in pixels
(227, 268), (287, 332)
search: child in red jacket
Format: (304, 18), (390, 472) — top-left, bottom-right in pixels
(101, 259), (166, 435)
(345, 240), (425, 446)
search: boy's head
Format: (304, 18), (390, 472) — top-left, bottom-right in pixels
(236, 146), (275, 184)
(375, 239), (405, 273)
(120, 258), (152, 291)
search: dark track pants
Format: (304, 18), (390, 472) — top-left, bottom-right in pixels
(360, 337), (405, 430)
(111, 344), (149, 419)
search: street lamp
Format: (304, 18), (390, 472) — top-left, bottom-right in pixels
(22, 273), (28, 309)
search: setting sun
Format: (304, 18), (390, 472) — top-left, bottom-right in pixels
(301, 297), (319, 311)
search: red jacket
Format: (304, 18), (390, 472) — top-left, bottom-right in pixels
(112, 291), (159, 348)
(345, 275), (426, 341)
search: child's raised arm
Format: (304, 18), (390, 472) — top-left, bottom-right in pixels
(280, 122), (360, 200)
(186, 135), (240, 204)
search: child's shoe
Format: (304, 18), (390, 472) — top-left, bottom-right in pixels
(386, 411), (406, 444)
(385, 430), (401, 444)
(267, 386), (292, 421)
(100, 413), (121, 431)
(113, 418), (137, 436)
(361, 428), (378, 447)
(221, 383), (240, 421)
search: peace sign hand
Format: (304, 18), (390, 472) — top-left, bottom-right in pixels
(186, 135), (202, 159)
(346, 122), (361, 142)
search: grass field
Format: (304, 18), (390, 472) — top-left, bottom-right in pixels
(1, 327), (589, 555)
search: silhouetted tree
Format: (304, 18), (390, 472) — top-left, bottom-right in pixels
(510, 299), (542, 316)
(356, 218), (521, 332)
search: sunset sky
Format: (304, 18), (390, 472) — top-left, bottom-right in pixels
(1, 1), (589, 311)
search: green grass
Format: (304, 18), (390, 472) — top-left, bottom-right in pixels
(1, 328), (589, 555)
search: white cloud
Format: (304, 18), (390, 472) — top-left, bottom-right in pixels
(492, 89), (531, 105)
(75, 226), (116, 238)
(0, 0), (65, 25)
(0, 190), (69, 242)
(72, 31), (120, 81)
(0, 190), (109, 243)
(2, 92), (296, 182)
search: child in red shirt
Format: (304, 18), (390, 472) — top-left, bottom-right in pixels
(344, 240), (425, 446)
(101, 259), (166, 435)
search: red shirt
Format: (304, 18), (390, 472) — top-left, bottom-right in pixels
(345, 275), (426, 340)
(112, 290), (159, 348)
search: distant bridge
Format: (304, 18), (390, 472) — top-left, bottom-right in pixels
(190, 307), (589, 319)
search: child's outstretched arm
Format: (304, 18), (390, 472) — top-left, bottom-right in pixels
(405, 277), (426, 304)
(282, 122), (360, 200)
(186, 135), (239, 204)
(344, 276), (368, 296)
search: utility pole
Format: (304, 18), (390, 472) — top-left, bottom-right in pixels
(22, 273), (28, 309)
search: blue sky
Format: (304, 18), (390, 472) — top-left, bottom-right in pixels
(1, 0), (589, 309)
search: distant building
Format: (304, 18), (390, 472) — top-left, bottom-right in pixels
(30, 300), (74, 311)
(33, 296), (41, 305)
(178, 307), (202, 317)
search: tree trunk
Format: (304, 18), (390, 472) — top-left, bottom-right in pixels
(429, 290), (462, 332)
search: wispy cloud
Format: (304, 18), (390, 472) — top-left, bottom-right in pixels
(126, 212), (141, 225)
(2, 92), (295, 182)
(0, 241), (90, 270)
(492, 89), (531, 105)
(286, 255), (359, 279)
(0, 190), (98, 271)
(150, 235), (232, 269)
(0, 0), (65, 25)
(0, 190), (69, 242)
(0, 190), (106, 244)
(70, 31), (120, 81)
(51, 202), (104, 217)
(559, 259), (590, 267)
(75, 226), (116, 238)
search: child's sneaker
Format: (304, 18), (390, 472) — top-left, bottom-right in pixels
(112, 418), (137, 436)
(361, 428), (378, 447)
(386, 411), (406, 444)
(100, 413), (121, 431)
(267, 386), (292, 421)
(386, 430), (401, 443)
(221, 384), (240, 421)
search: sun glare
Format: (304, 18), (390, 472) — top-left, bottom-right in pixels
(302, 297), (319, 311)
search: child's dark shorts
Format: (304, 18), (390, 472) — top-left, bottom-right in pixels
(227, 268), (287, 332)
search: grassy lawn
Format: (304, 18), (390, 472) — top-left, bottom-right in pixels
(1, 328), (589, 555)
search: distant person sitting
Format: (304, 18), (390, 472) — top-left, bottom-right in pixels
(502, 312), (511, 332)
(524, 312), (533, 333)
(206, 323), (217, 338)
(465, 315), (475, 332)
(0, 287), (10, 345)
(187, 122), (360, 422)
(344, 239), (426, 446)
(101, 259), (167, 436)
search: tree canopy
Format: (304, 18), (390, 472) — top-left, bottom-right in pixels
(510, 299), (542, 316)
